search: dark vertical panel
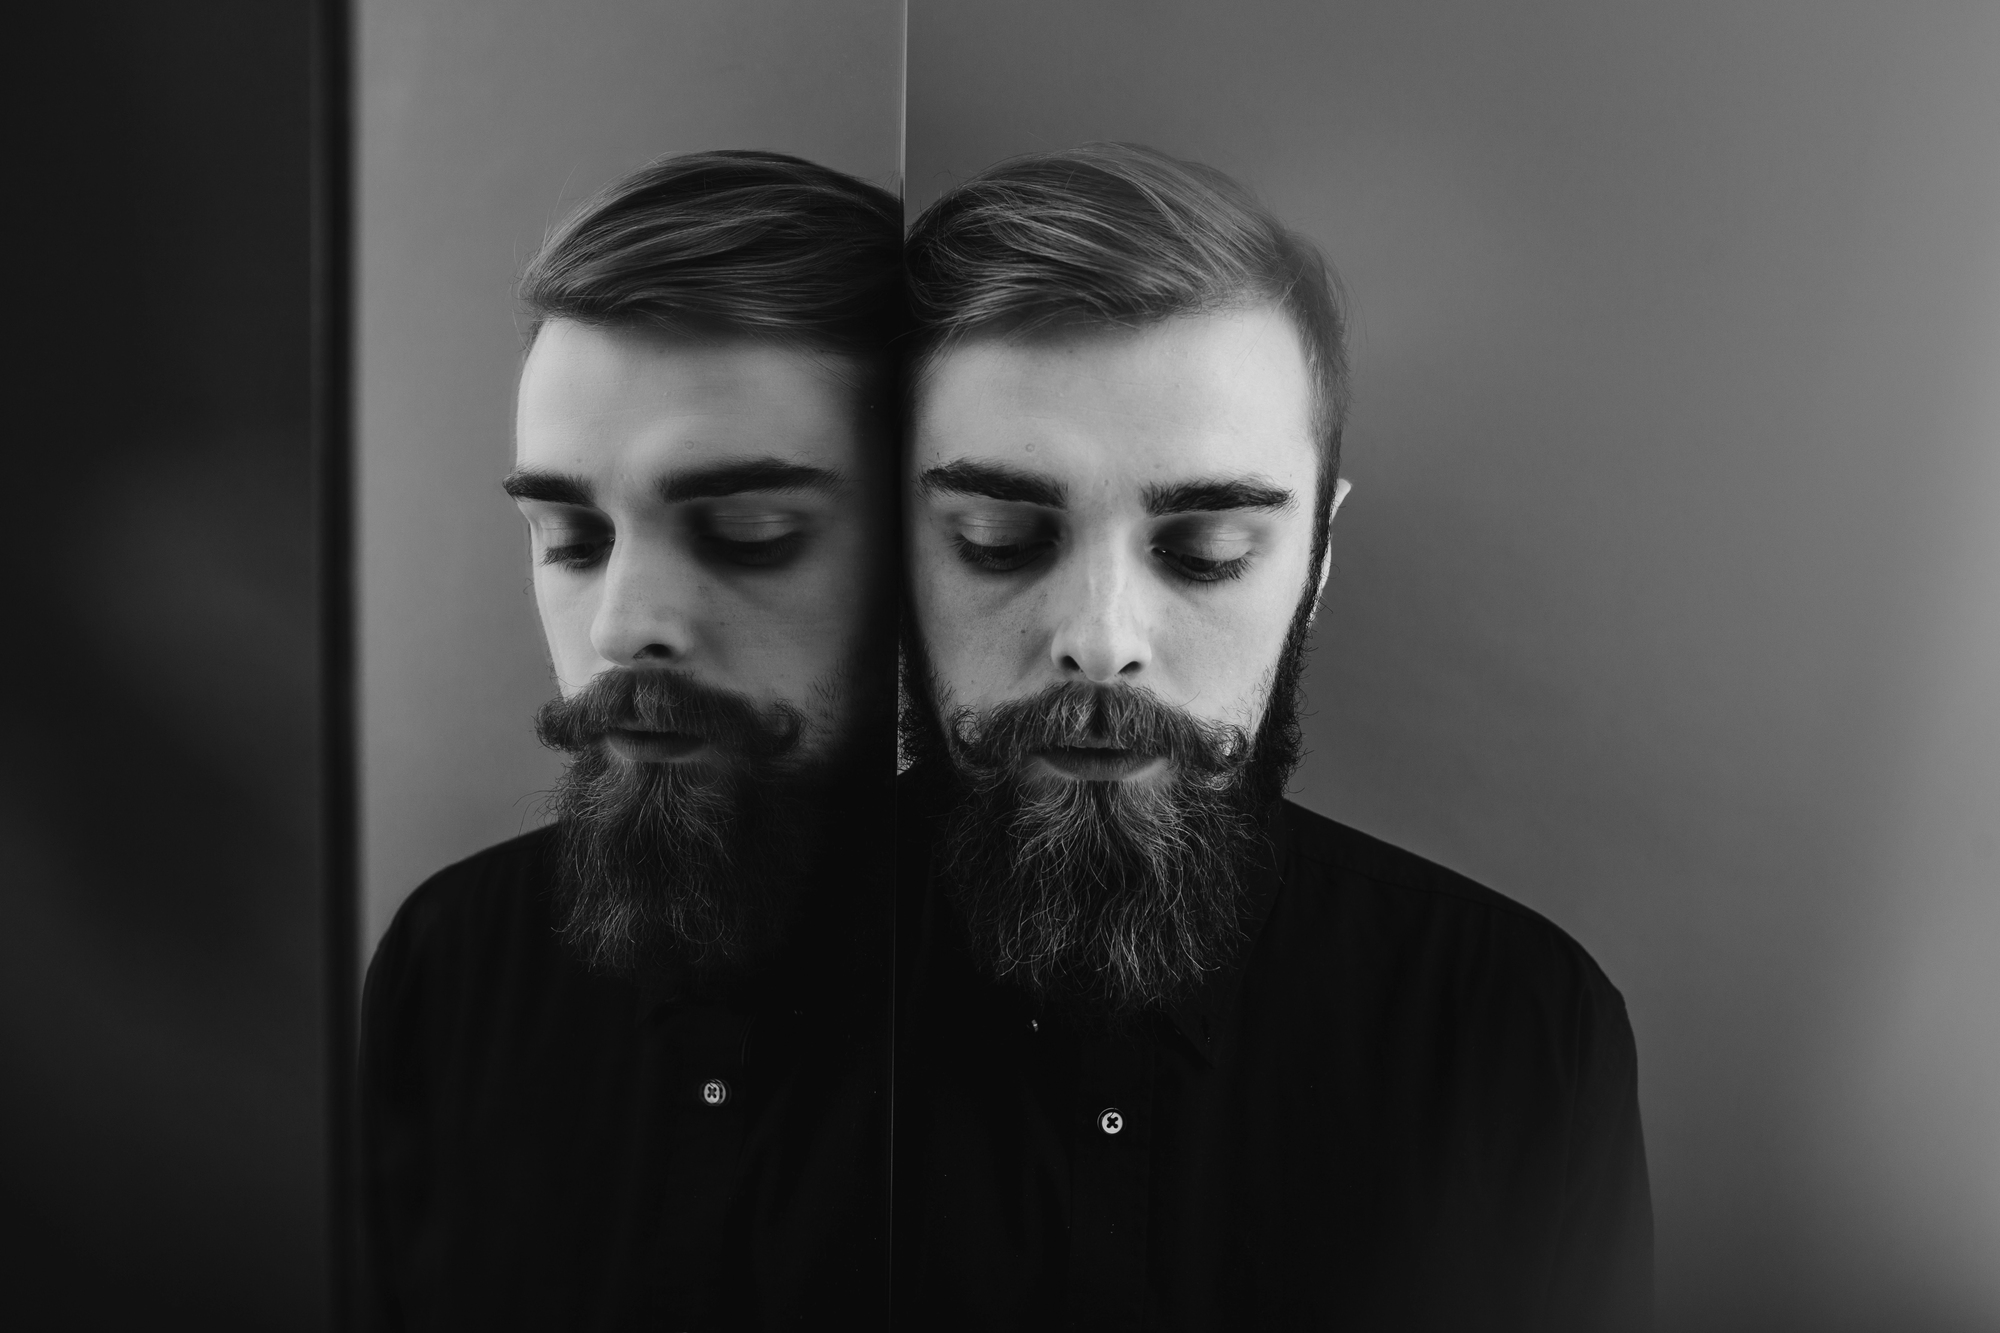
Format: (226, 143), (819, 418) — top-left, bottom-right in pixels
(0, 3), (328, 1329)
(317, 0), (358, 1327)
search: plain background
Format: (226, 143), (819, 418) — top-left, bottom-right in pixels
(904, 2), (2000, 1329)
(355, 2), (2000, 1329)
(357, 0), (905, 957)
(2, 3), (327, 1327)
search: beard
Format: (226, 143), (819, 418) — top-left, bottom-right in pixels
(534, 668), (835, 992)
(907, 587), (1314, 1021)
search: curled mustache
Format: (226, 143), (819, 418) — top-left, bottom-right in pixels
(535, 667), (805, 762)
(945, 681), (1252, 792)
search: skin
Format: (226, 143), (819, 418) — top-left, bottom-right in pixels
(909, 305), (1347, 781)
(510, 319), (880, 765)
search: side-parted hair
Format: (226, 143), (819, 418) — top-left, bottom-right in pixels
(904, 143), (1349, 489)
(521, 150), (906, 367)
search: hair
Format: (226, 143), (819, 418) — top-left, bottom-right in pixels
(520, 149), (906, 362)
(904, 143), (1349, 495)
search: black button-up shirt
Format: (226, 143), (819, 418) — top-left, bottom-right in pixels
(894, 774), (1652, 1331)
(360, 826), (891, 1331)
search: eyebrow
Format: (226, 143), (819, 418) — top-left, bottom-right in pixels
(1143, 477), (1296, 516)
(917, 460), (1068, 508)
(501, 469), (592, 506)
(917, 460), (1295, 517)
(502, 458), (843, 508)
(657, 459), (842, 503)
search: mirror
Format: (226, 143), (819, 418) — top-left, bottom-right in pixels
(357, 0), (904, 964)
(355, 0), (904, 1324)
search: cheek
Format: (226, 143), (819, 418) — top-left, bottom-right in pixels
(911, 555), (1015, 697)
(1167, 570), (1310, 726)
(728, 532), (876, 682)
(532, 575), (601, 694)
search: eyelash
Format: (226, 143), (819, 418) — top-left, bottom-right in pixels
(950, 535), (1253, 585)
(543, 540), (607, 572)
(702, 530), (804, 569)
(951, 534), (1052, 574)
(1155, 548), (1252, 584)
(540, 529), (805, 573)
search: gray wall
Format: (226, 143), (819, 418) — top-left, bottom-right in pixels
(358, 0), (905, 954)
(908, 3), (2000, 1328)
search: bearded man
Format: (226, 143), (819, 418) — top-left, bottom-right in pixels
(360, 151), (900, 1330)
(895, 144), (1653, 1331)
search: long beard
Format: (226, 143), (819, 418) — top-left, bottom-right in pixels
(535, 669), (828, 992)
(932, 683), (1266, 1020)
(906, 575), (1317, 1022)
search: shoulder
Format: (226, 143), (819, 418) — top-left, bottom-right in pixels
(1273, 800), (1626, 1012)
(365, 825), (566, 1014)
(383, 825), (560, 950)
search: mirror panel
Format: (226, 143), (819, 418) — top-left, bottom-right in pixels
(358, 0), (904, 955)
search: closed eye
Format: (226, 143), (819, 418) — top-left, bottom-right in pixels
(536, 520), (611, 572)
(953, 534), (1054, 573)
(1152, 522), (1256, 584)
(697, 508), (811, 569)
(1153, 547), (1252, 583)
(950, 513), (1057, 574)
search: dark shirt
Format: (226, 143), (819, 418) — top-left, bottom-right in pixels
(359, 825), (892, 1332)
(894, 776), (1653, 1331)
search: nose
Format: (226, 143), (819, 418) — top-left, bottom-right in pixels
(587, 537), (700, 667)
(1046, 539), (1151, 684)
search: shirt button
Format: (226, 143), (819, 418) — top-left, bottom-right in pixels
(1098, 1107), (1124, 1135)
(700, 1078), (731, 1107)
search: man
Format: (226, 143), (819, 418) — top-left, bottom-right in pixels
(360, 151), (901, 1330)
(895, 144), (1651, 1330)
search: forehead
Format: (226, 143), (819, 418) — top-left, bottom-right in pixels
(516, 320), (863, 473)
(912, 306), (1316, 486)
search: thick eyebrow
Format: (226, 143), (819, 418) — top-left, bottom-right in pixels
(917, 460), (1068, 509)
(1144, 477), (1296, 516)
(658, 458), (843, 503)
(502, 468), (592, 506)
(501, 459), (842, 507)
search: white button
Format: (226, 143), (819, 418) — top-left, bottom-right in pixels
(1098, 1108), (1124, 1135)
(701, 1078), (731, 1106)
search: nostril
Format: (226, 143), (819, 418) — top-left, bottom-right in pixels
(633, 642), (674, 660)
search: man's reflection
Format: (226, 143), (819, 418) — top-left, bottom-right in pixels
(512, 330), (879, 993)
(360, 151), (899, 1330)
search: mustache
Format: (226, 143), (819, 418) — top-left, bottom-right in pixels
(945, 681), (1250, 780)
(536, 669), (805, 762)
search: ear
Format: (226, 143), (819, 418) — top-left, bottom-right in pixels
(1312, 474), (1360, 592)
(1307, 477), (1352, 628)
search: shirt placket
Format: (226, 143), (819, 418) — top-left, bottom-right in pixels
(1066, 1030), (1155, 1331)
(631, 1004), (757, 1319)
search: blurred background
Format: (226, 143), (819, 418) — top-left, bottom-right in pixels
(2, 3), (327, 1328)
(904, 2), (2000, 1329)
